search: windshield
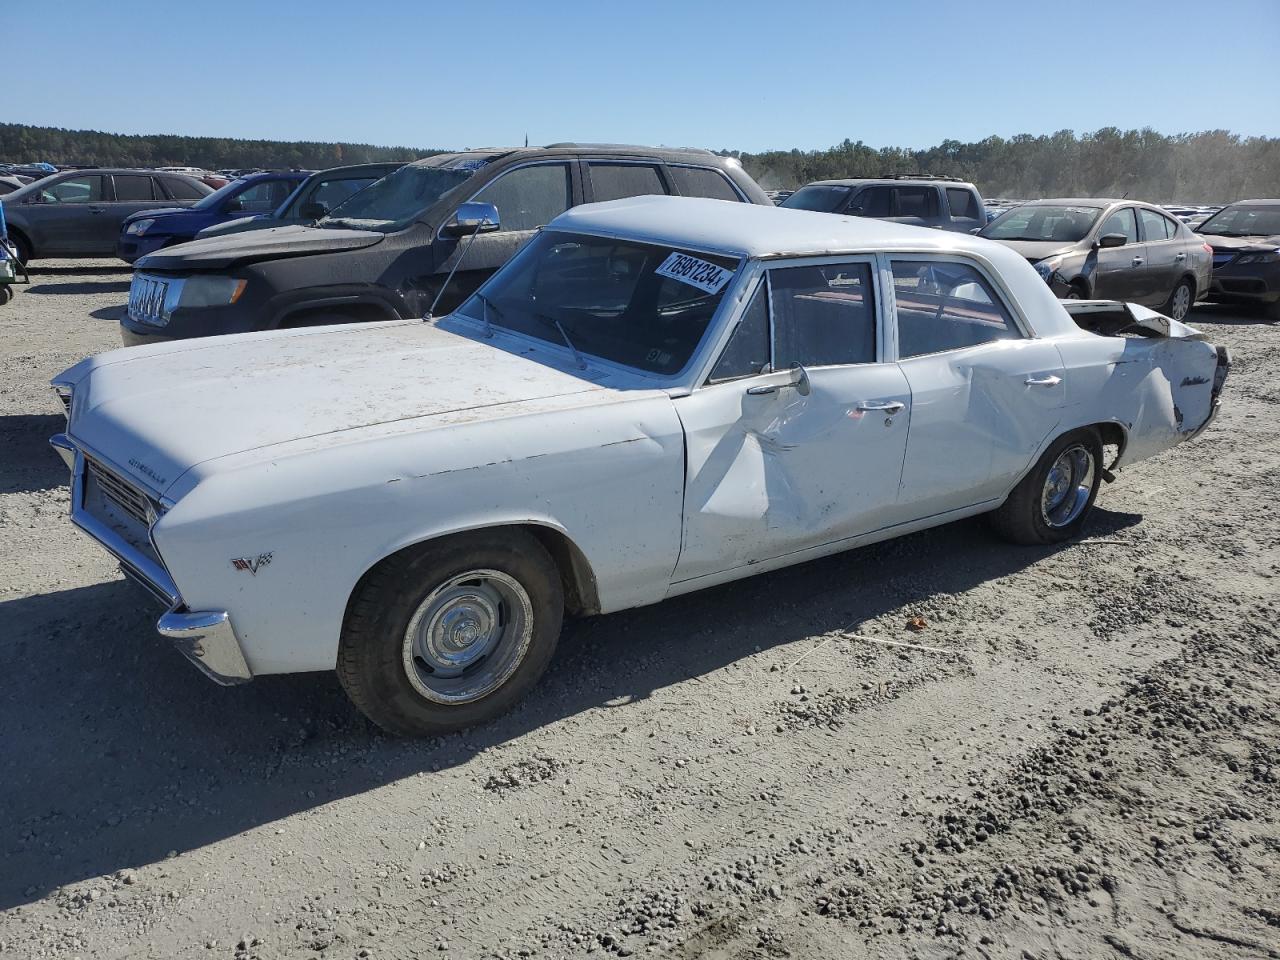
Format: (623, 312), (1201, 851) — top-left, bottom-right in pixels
(193, 178), (245, 211)
(780, 184), (852, 212)
(318, 164), (477, 232)
(455, 231), (740, 376)
(980, 204), (1101, 243)
(1197, 204), (1280, 237)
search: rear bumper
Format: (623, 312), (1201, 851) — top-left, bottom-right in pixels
(50, 432), (253, 685)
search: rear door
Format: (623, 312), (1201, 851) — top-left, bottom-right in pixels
(1090, 206), (1148, 301)
(888, 256), (1065, 516)
(1137, 207), (1182, 306)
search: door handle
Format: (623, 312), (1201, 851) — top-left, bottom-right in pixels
(1175, 252), (1187, 261)
(87, 206), (105, 214)
(855, 400), (906, 414)
(1025, 375), (1062, 387)
(1131, 257), (1144, 266)
(745, 384), (779, 396)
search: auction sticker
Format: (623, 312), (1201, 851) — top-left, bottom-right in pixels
(655, 252), (733, 295)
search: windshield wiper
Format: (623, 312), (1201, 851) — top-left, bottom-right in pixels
(533, 312), (587, 369)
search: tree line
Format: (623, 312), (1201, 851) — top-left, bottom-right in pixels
(4, 123), (1277, 203)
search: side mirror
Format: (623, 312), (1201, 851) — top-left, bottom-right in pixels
(223, 199), (244, 213)
(847, 206), (865, 216)
(1097, 232), (1127, 249)
(299, 201), (327, 221)
(443, 201), (501, 237)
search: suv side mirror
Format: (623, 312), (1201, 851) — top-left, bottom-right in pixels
(1097, 233), (1127, 249)
(223, 198), (244, 213)
(847, 205), (865, 216)
(443, 201), (501, 237)
(299, 201), (327, 221)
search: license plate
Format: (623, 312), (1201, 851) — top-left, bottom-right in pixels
(128, 275), (175, 326)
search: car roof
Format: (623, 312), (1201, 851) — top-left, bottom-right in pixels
(555, 195), (999, 259)
(805, 177), (977, 189)
(408, 144), (732, 170)
(1224, 198), (1280, 206)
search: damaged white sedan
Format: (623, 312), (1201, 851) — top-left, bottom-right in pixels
(49, 196), (1229, 735)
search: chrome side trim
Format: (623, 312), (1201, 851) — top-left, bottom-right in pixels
(157, 608), (253, 685)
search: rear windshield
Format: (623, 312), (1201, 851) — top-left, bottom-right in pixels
(981, 205), (1102, 243)
(1197, 204), (1280, 238)
(318, 161), (486, 233)
(780, 184), (852, 213)
(455, 230), (740, 376)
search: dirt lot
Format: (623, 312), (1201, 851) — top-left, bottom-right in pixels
(1, 260), (1277, 960)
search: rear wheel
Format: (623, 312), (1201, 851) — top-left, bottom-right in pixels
(990, 429), (1103, 545)
(1163, 278), (1194, 321)
(7, 232), (31, 266)
(337, 530), (564, 736)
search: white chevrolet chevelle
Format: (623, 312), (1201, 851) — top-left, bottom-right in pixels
(50, 197), (1229, 735)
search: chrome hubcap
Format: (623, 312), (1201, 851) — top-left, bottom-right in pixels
(1040, 444), (1095, 529)
(403, 569), (533, 704)
(1171, 284), (1191, 320)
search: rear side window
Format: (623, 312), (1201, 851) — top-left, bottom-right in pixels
(1139, 208), (1174, 241)
(1099, 208), (1139, 243)
(892, 187), (939, 218)
(113, 175), (155, 201)
(588, 163), (667, 203)
(709, 282), (770, 382)
(669, 166), (741, 202)
(770, 262), (876, 367)
(161, 176), (205, 200)
(470, 163), (572, 232)
(892, 260), (1020, 358)
(946, 188), (979, 219)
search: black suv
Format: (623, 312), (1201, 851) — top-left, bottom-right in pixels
(121, 144), (770, 345)
(779, 175), (986, 233)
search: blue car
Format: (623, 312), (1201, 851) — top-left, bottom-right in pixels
(117, 170), (308, 263)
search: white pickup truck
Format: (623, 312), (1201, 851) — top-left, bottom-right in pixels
(50, 196), (1229, 735)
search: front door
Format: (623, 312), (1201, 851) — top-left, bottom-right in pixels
(1090, 206), (1148, 301)
(887, 257), (1065, 516)
(673, 260), (912, 582)
(32, 174), (109, 254)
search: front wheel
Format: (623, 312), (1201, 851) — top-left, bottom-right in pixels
(990, 429), (1103, 545)
(337, 530), (564, 736)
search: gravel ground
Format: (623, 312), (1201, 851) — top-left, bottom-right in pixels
(1, 260), (1278, 960)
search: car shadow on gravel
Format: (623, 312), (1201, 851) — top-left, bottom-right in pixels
(26, 280), (132, 296)
(25, 264), (133, 276)
(0, 414), (69, 494)
(0, 508), (1141, 908)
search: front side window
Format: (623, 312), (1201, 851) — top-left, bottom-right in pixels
(852, 186), (891, 217)
(709, 281), (769, 382)
(770, 262), (876, 367)
(113, 175), (155, 201)
(1099, 208), (1139, 244)
(234, 179), (295, 212)
(1139, 208), (1173, 241)
(469, 163), (572, 232)
(670, 165), (740, 202)
(588, 163), (667, 203)
(40, 176), (103, 203)
(892, 260), (1020, 359)
(456, 231), (738, 375)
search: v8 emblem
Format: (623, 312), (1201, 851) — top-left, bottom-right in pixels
(231, 553), (273, 575)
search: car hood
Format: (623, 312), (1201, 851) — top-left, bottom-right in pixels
(135, 223), (383, 271)
(984, 238), (1079, 262)
(59, 321), (613, 497)
(1197, 233), (1280, 251)
(123, 207), (190, 225)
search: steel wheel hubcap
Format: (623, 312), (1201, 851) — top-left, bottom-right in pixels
(1171, 284), (1191, 320)
(1041, 444), (1095, 529)
(403, 569), (533, 704)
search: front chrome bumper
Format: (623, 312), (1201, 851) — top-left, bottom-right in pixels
(51, 432), (253, 685)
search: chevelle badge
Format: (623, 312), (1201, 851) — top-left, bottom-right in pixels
(655, 252), (732, 295)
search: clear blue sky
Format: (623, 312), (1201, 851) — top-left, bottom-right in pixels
(15, 0), (1280, 152)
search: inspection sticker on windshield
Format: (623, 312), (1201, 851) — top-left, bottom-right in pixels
(655, 252), (732, 295)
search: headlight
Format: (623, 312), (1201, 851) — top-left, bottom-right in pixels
(1034, 256), (1063, 282)
(1235, 249), (1280, 265)
(126, 219), (155, 236)
(178, 275), (248, 308)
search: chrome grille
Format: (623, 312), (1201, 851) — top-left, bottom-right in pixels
(127, 273), (183, 327)
(86, 458), (153, 526)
